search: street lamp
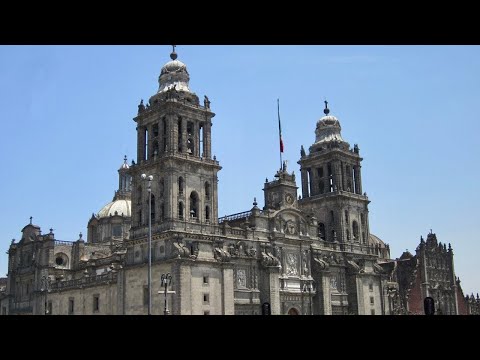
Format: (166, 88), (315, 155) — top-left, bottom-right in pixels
(141, 173), (154, 315)
(40, 275), (51, 315)
(160, 273), (175, 315)
(302, 281), (314, 315)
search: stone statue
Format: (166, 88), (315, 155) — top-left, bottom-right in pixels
(204, 95), (211, 109)
(300, 145), (306, 157)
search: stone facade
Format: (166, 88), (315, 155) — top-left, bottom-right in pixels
(2, 48), (476, 315)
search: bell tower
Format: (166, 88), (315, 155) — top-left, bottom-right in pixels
(298, 101), (370, 245)
(130, 47), (221, 237)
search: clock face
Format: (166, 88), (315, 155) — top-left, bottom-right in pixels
(285, 193), (294, 205)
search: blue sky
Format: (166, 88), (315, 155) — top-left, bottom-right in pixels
(1, 45), (479, 296)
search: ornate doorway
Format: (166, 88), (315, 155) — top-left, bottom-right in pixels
(287, 308), (299, 315)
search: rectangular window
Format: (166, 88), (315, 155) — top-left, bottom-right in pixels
(369, 283), (373, 292)
(203, 275), (209, 285)
(68, 298), (74, 315)
(371, 309), (375, 315)
(112, 225), (122, 237)
(47, 301), (52, 315)
(93, 295), (100, 312)
(203, 293), (209, 304)
(370, 296), (374, 305)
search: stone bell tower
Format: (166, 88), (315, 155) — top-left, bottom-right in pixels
(129, 46), (222, 238)
(298, 101), (370, 246)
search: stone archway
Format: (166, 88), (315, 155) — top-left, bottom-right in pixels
(287, 308), (299, 315)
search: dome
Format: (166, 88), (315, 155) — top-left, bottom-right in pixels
(161, 59), (188, 75)
(314, 114), (344, 144)
(313, 101), (345, 145)
(369, 233), (387, 247)
(158, 49), (192, 94)
(98, 199), (131, 218)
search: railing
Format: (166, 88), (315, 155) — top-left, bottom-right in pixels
(218, 211), (251, 224)
(50, 272), (117, 291)
(315, 239), (384, 255)
(54, 240), (74, 246)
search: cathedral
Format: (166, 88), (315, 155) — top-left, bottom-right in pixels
(1, 47), (478, 315)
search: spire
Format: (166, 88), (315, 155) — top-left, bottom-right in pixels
(324, 100), (330, 115)
(170, 45), (177, 60)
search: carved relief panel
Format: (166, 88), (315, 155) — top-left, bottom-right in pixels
(285, 253), (299, 276)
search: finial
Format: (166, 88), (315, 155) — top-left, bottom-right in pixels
(170, 45), (177, 60)
(29, 216), (33, 225)
(79, 232), (83, 239)
(49, 228), (53, 234)
(124, 155), (128, 164)
(324, 100), (330, 115)
(253, 197), (258, 207)
(138, 99), (145, 114)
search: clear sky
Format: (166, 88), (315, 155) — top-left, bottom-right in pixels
(1, 45), (479, 296)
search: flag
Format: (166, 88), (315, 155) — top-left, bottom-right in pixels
(278, 99), (284, 153)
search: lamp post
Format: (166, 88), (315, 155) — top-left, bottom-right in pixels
(141, 173), (154, 315)
(160, 273), (175, 315)
(40, 275), (51, 315)
(302, 281), (314, 315)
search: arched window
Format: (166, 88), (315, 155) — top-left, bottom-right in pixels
(178, 117), (183, 153)
(327, 162), (334, 192)
(144, 128), (149, 161)
(178, 202), (184, 220)
(159, 178), (164, 198)
(346, 165), (352, 192)
(205, 182), (211, 200)
(152, 124), (159, 137)
(150, 194), (156, 222)
(318, 223), (326, 240)
(352, 221), (359, 241)
(187, 121), (194, 154)
(319, 181), (325, 194)
(199, 124), (204, 157)
(137, 186), (142, 205)
(205, 205), (210, 222)
(162, 117), (168, 152)
(178, 177), (184, 195)
(160, 203), (165, 221)
(190, 192), (198, 218)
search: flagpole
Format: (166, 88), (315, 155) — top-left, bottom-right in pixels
(278, 98), (283, 171)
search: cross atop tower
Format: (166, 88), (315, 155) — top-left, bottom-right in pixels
(324, 100), (330, 115)
(170, 45), (177, 60)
